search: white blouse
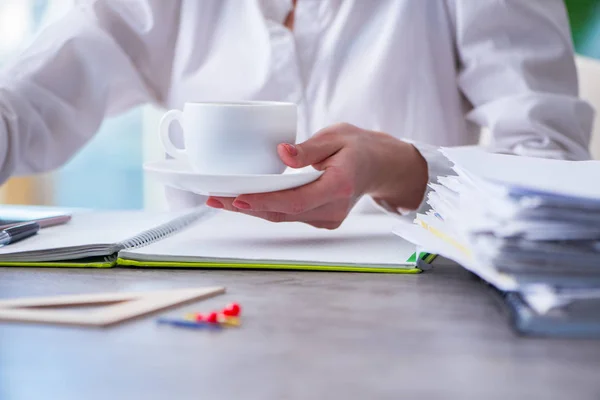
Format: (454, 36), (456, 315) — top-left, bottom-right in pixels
(0, 0), (594, 211)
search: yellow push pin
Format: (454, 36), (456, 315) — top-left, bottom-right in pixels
(218, 315), (241, 327)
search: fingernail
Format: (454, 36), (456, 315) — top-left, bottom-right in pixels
(283, 143), (298, 157)
(233, 200), (252, 210)
(206, 199), (224, 209)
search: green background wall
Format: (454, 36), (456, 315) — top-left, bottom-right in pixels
(565, 0), (600, 59)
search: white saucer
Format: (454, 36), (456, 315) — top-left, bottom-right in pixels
(144, 159), (324, 197)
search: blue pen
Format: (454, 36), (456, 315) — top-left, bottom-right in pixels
(0, 222), (40, 246)
(157, 317), (222, 330)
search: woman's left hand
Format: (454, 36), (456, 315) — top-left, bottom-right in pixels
(206, 123), (428, 229)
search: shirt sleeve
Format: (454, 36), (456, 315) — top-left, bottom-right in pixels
(449, 0), (594, 160)
(0, 0), (181, 184)
(373, 0), (594, 221)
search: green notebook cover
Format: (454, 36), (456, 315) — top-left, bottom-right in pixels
(0, 209), (435, 273)
(0, 252), (434, 273)
(115, 252), (434, 274)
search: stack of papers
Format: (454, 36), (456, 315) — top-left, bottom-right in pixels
(395, 146), (600, 337)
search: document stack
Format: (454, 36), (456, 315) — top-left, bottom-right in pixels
(396, 146), (600, 338)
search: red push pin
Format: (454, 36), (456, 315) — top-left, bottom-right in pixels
(222, 303), (241, 317)
(194, 313), (205, 323)
(206, 312), (219, 324)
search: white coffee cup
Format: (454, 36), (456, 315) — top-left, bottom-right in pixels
(160, 101), (297, 175)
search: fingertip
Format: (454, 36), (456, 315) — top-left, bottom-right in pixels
(233, 199), (252, 210)
(206, 197), (224, 209)
(234, 194), (259, 210)
(276, 143), (289, 159)
(281, 143), (298, 157)
(278, 143), (304, 168)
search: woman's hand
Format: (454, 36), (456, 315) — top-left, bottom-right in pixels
(206, 123), (428, 229)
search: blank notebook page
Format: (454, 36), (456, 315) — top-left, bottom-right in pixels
(123, 211), (415, 266)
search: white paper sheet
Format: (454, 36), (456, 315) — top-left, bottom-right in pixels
(392, 219), (517, 290)
(441, 147), (600, 201)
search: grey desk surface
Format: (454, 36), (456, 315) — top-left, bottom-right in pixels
(0, 264), (599, 400)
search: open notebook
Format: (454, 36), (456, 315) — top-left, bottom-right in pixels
(0, 208), (431, 273)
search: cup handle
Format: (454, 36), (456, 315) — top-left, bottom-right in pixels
(159, 109), (186, 160)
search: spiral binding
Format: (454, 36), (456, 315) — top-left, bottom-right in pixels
(115, 208), (217, 252)
(103, 253), (119, 264)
